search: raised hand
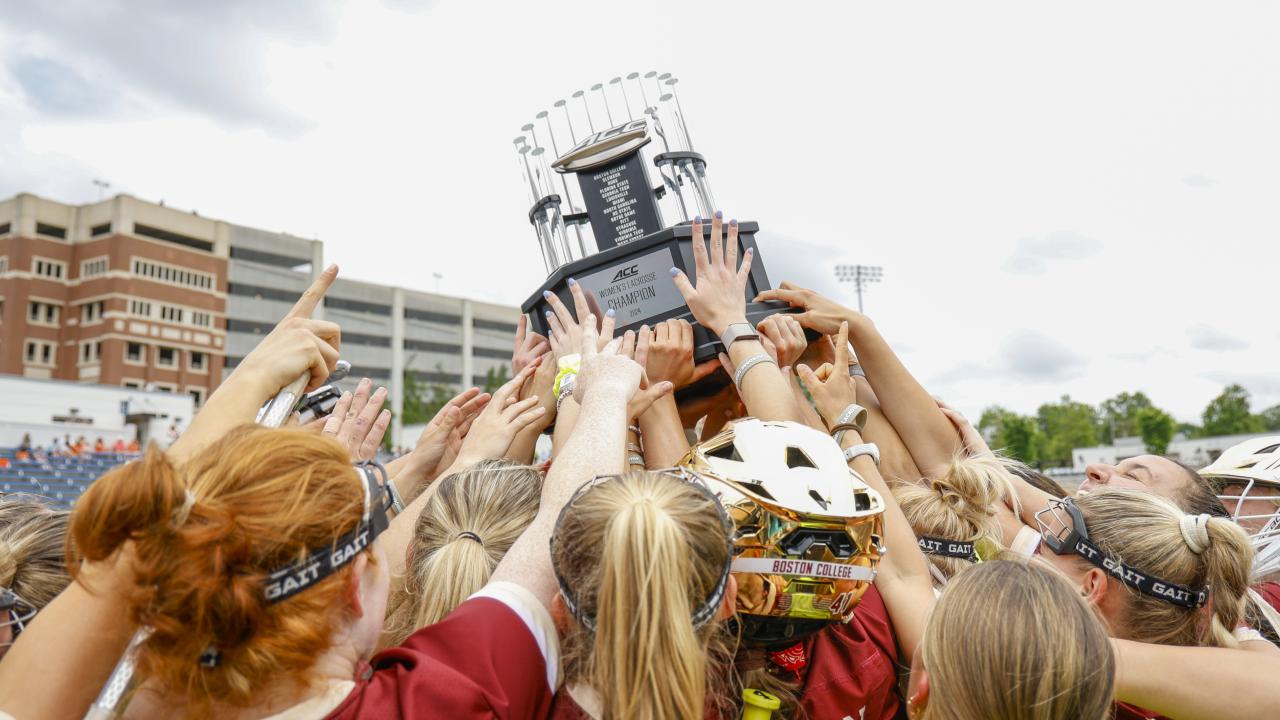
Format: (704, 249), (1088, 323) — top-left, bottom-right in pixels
(572, 314), (642, 407)
(615, 328), (674, 420)
(319, 379), (392, 462)
(642, 318), (719, 389)
(670, 212), (754, 336)
(232, 264), (342, 394)
(544, 279), (616, 359)
(757, 313), (808, 369)
(452, 360), (546, 466)
(936, 399), (993, 458)
(512, 315), (550, 375)
(795, 321), (859, 429)
(755, 281), (857, 336)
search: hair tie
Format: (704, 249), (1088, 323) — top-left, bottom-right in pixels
(1179, 513), (1211, 554)
(456, 532), (483, 546)
(173, 489), (196, 526)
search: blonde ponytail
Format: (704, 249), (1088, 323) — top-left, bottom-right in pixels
(552, 472), (733, 720)
(893, 454), (1017, 581)
(383, 460), (541, 646)
(0, 497), (71, 611)
(1074, 489), (1254, 648)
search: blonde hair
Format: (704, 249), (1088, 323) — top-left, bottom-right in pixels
(382, 459), (541, 646)
(1074, 488), (1253, 648)
(70, 427), (371, 717)
(893, 454), (1019, 581)
(0, 496), (71, 610)
(920, 558), (1114, 720)
(551, 472), (733, 720)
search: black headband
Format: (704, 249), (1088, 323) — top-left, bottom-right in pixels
(263, 462), (393, 604)
(916, 535), (977, 562)
(1036, 498), (1209, 610)
(549, 468), (734, 632)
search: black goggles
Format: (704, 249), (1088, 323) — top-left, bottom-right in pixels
(0, 588), (36, 647)
(1035, 498), (1208, 610)
(263, 461), (394, 604)
(549, 467), (734, 632)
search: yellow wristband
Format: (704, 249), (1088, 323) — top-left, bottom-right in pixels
(553, 354), (581, 397)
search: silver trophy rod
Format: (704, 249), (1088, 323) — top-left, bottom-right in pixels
(572, 89), (595, 135)
(554, 98), (577, 143)
(633, 71), (651, 111)
(611, 76), (633, 121)
(538, 110), (589, 258)
(591, 82), (614, 127)
(665, 77), (695, 150)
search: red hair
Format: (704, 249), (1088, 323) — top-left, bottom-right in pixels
(70, 425), (369, 716)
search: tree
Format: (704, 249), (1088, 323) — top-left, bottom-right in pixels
(1260, 404), (1280, 432)
(482, 366), (510, 394)
(999, 415), (1043, 465)
(402, 365), (457, 426)
(1098, 391), (1154, 443)
(1036, 395), (1099, 467)
(1136, 407), (1175, 455)
(1200, 384), (1263, 437)
(977, 406), (1018, 444)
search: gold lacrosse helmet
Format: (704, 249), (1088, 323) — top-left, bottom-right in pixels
(680, 418), (885, 646)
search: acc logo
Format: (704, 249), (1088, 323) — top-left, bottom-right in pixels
(611, 265), (639, 282)
(552, 118), (651, 173)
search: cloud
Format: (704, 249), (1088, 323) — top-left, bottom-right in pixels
(10, 57), (117, 116)
(1182, 173), (1214, 188)
(1201, 371), (1280, 402)
(1, 1), (342, 134)
(1187, 324), (1248, 351)
(1002, 230), (1102, 275)
(752, 230), (846, 298)
(1000, 328), (1088, 381)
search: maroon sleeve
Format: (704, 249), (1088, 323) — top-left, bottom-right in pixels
(326, 597), (554, 720)
(799, 585), (904, 720)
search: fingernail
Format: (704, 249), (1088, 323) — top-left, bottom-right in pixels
(606, 308), (615, 318)
(714, 210), (723, 219)
(745, 248), (754, 255)
(729, 218), (737, 227)
(341, 391), (352, 400)
(543, 290), (553, 299)
(544, 310), (552, 318)
(567, 277), (577, 286)
(669, 267), (680, 276)
(694, 215), (702, 223)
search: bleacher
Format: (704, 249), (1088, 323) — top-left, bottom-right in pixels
(0, 449), (138, 509)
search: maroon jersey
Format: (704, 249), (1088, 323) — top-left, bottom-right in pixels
(1255, 581), (1280, 613)
(797, 584), (904, 720)
(1113, 702), (1167, 720)
(325, 582), (558, 720)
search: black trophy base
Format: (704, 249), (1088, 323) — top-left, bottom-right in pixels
(521, 220), (812, 368)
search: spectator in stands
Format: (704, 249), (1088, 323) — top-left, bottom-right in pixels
(111, 438), (126, 453)
(126, 438), (140, 453)
(93, 438), (106, 454)
(70, 437), (85, 456)
(0, 497), (71, 660)
(0, 458), (8, 470)
(15, 436), (30, 456)
(44, 439), (59, 457)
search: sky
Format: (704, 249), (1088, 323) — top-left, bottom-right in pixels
(2, 0), (1278, 426)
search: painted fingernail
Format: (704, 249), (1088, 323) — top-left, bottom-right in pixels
(714, 210), (723, 219)
(693, 215), (702, 223)
(543, 290), (553, 299)
(669, 267), (680, 276)
(606, 308), (616, 318)
(544, 310), (553, 319)
(729, 218), (737, 227)
(567, 277), (577, 286)
(745, 248), (754, 255)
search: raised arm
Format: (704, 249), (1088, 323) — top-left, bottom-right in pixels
(639, 319), (716, 467)
(672, 214), (797, 422)
(757, 282), (960, 477)
(490, 318), (645, 609)
(1112, 639), (1280, 719)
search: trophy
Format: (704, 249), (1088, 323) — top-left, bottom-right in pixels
(514, 73), (804, 365)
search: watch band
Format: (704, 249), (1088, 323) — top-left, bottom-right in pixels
(733, 353), (777, 388)
(833, 404), (868, 445)
(386, 478), (406, 515)
(843, 442), (880, 467)
(719, 322), (759, 351)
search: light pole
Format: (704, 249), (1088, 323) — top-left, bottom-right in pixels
(432, 273), (443, 294)
(834, 264), (883, 313)
(92, 179), (111, 200)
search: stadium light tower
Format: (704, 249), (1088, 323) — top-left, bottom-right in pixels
(835, 264), (883, 313)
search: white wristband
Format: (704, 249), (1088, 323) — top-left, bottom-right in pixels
(733, 353), (777, 388)
(843, 442), (880, 467)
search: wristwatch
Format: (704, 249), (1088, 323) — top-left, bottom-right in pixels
(843, 442), (881, 467)
(719, 322), (759, 351)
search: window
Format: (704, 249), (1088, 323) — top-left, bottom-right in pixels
(80, 301), (105, 324)
(0, 223), (10, 235)
(130, 299), (153, 318)
(187, 388), (205, 405)
(159, 305), (184, 323)
(80, 256), (109, 277)
(80, 341), (102, 363)
(91, 223), (112, 237)
(131, 258), (215, 291)
(33, 258), (67, 279)
(157, 346), (177, 368)
(122, 380), (142, 389)
(0, 256), (8, 273)
(125, 342), (144, 364)
(24, 340), (56, 366)
(191, 311), (212, 327)
(27, 301), (59, 325)
(153, 383), (177, 394)
(35, 223), (66, 239)
(189, 351), (206, 372)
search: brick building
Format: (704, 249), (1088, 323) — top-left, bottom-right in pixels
(0, 193), (227, 405)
